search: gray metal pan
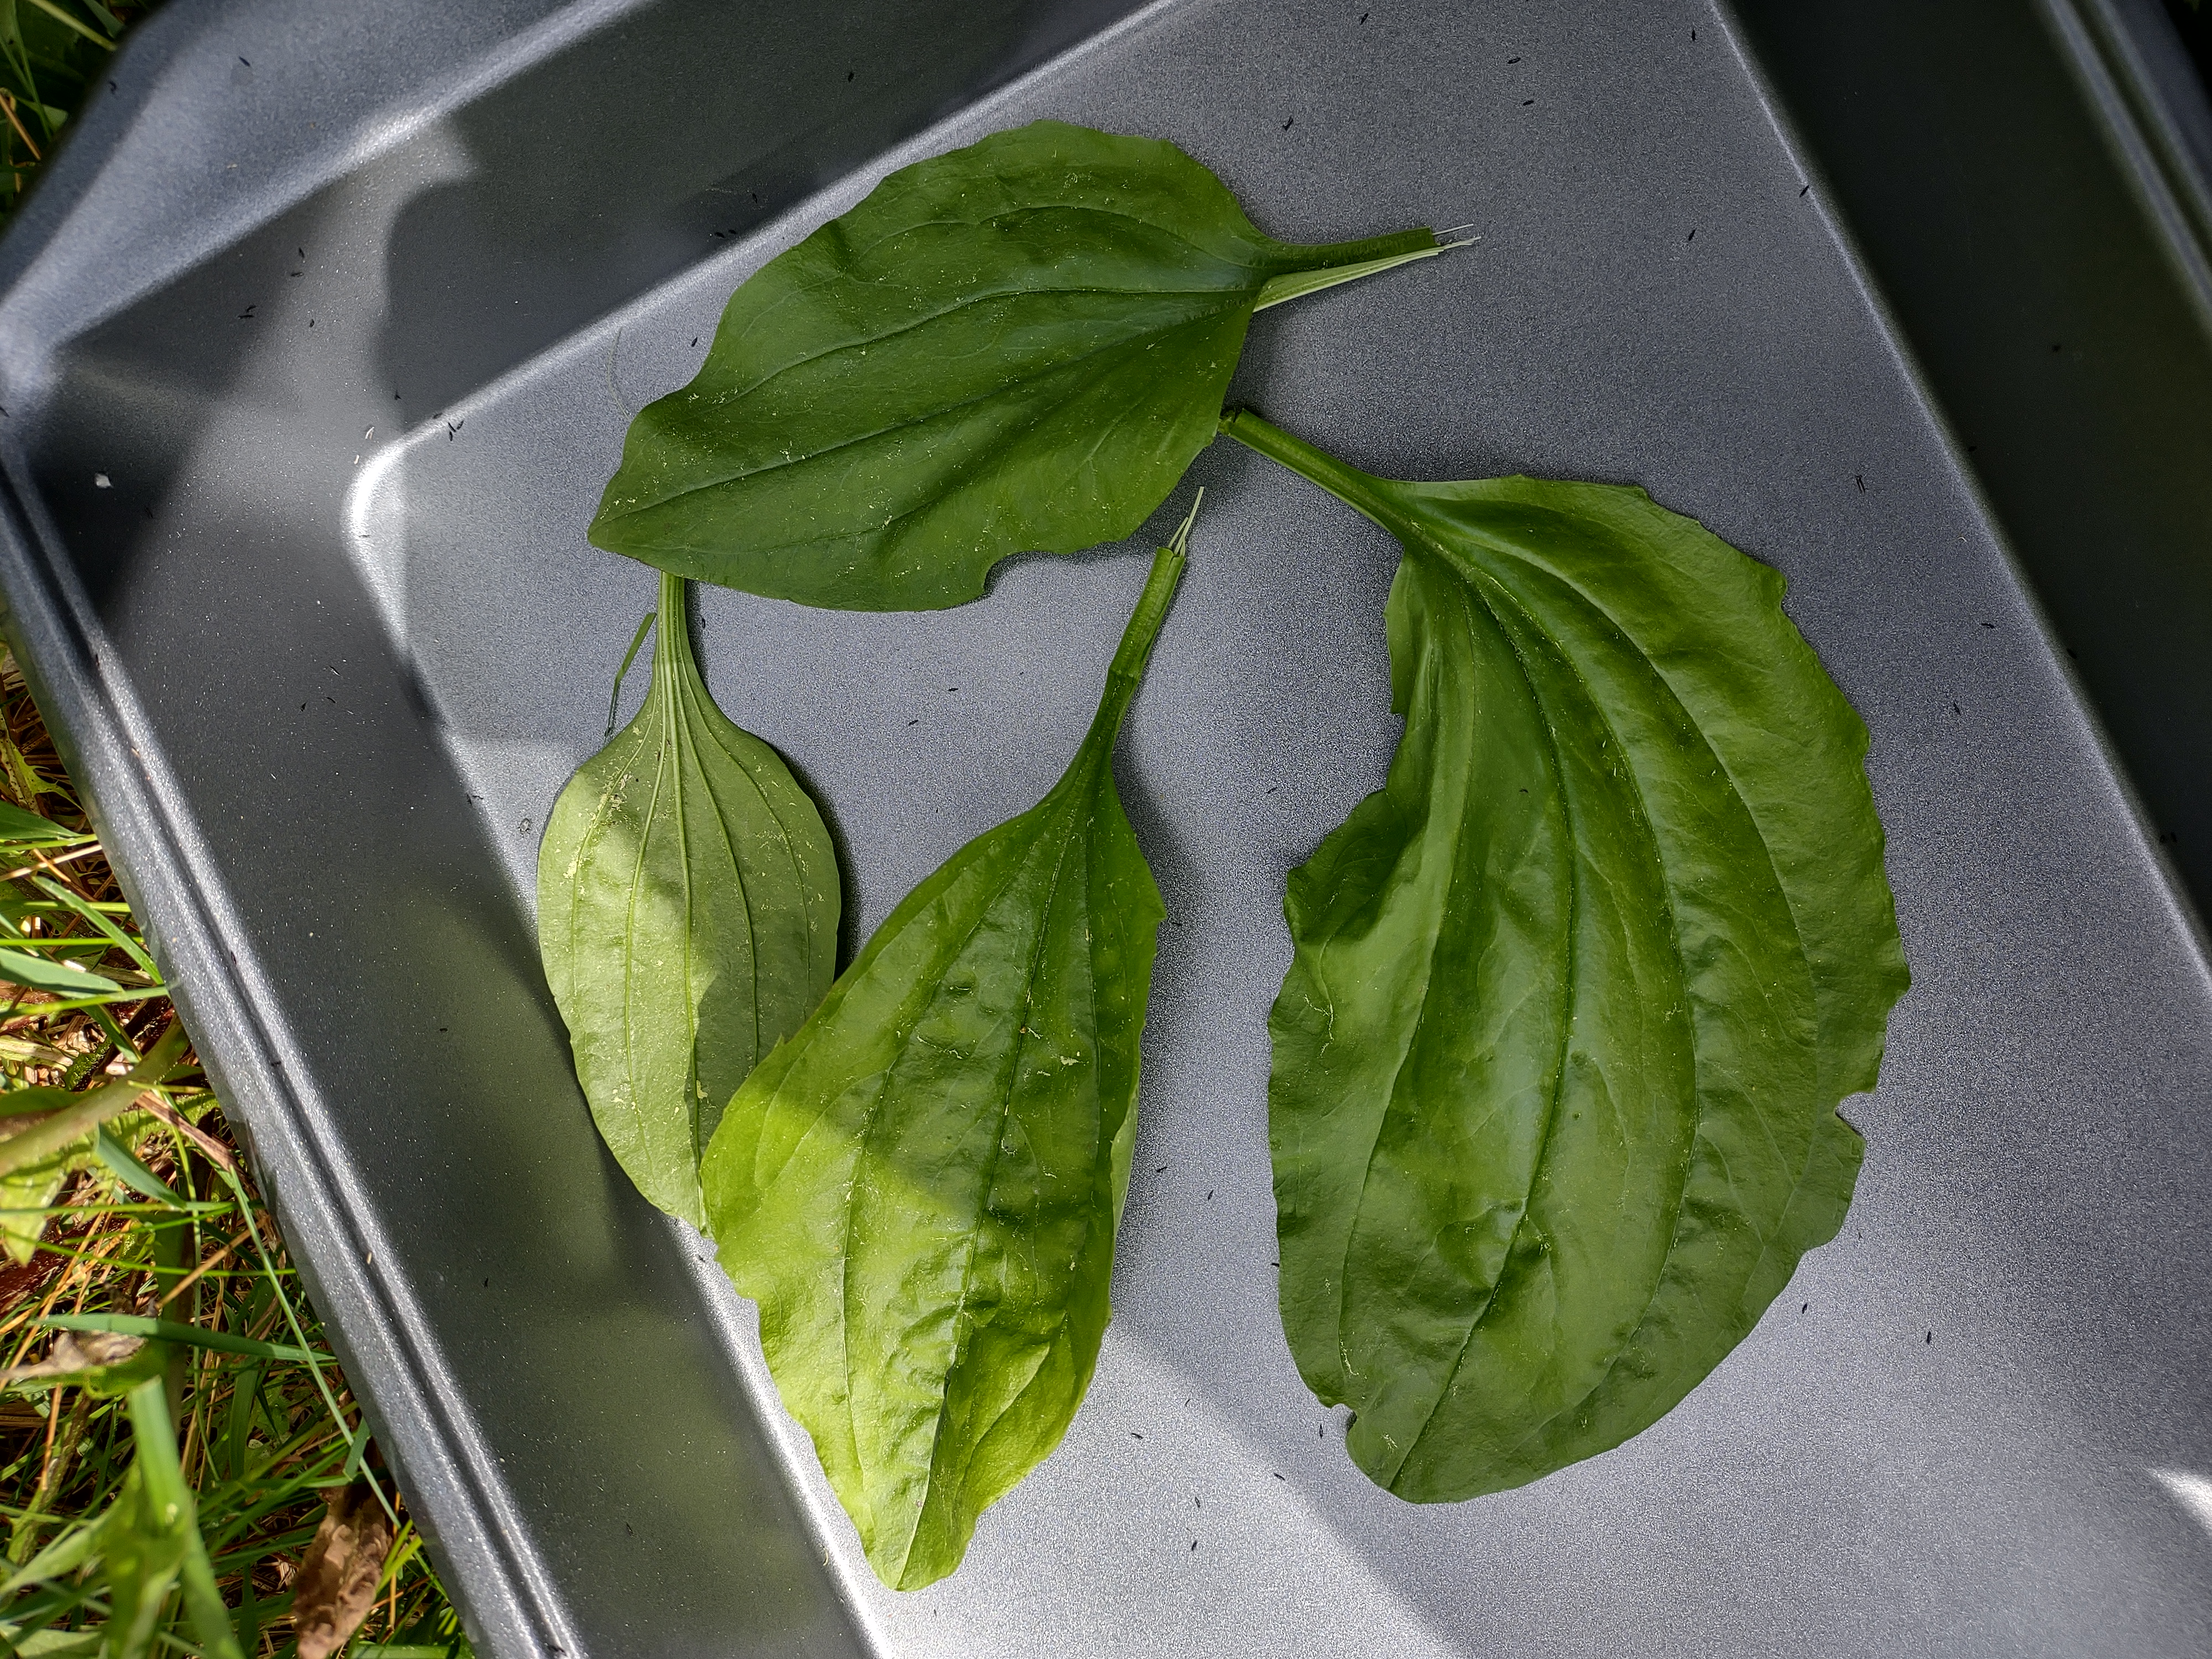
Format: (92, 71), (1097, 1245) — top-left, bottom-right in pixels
(1, 1), (2206, 1654)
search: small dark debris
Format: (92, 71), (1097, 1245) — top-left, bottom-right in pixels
(299, 248), (305, 258)
(483, 1277), (489, 1287)
(1686, 228), (1695, 243)
(1155, 1164), (1167, 1173)
(1854, 474), (1865, 492)
(2067, 648), (2078, 659)
(1193, 1495), (1202, 1508)
(1692, 27), (1697, 38)
(1266, 786), (1277, 794)
(1522, 98), (1535, 106)
(1205, 1190), (1214, 1201)
(1318, 1423), (1326, 1438)
(300, 702), (307, 711)
(1980, 621), (1994, 629)
(1190, 1539), (1199, 1552)
(238, 305), (255, 319)
(144, 507), (153, 519)
(1952, 702), (1961, 714)
(1130, 1431), (1143, 1439)
(238, 56), (249, 66)
(308, 319), (315, 328)
(907, 718), (920, 727)
(1508, 55), (1521, 62)
(1272, 1472), (1285, 1481)
(1799, 184), (1811, 197)
(394, 392), (401, 399)
(1360, 10), (1369, 20)
(847, 70), (855, 81)
(2052, 343), (2062, 353)
(1282, 116), (1295, 131)
(108, 80), (117, 93)
(947, 686), (958, 693)
(692, 336), (700, 348)
(1801, 1302), (1808, 1313)
(290, 270), (302, 278)
(1924, 1331), (1932, 1344)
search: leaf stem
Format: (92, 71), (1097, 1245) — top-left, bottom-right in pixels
(1255, 233), (1469, 312)
(654, 568), (700, 695)
(1215, 408), (1405, 530)
(1084, 495), (1197, 750)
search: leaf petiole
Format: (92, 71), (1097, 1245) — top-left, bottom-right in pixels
(1253, 234), (1470, 312)
(1217, 406), (1403, 525)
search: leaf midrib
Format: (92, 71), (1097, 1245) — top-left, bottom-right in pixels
(899, 795), (1088, 1582)
(607, 301), (1245, 525)
(826, 785), (1091, 1573)
(1373, 551), (1586, 1491)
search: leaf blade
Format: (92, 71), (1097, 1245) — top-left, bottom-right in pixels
(591, 121), (1442, 609)
(704, 524), (1188, 1588)
(1226, 412), (1907, 1501)
(538, 574), (840, 1226)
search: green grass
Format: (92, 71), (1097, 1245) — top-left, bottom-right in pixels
(0, 651), (468, 1659)
(0, 0), (139, 229)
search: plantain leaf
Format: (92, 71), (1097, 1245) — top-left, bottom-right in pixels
(1221, 410), (1908, 1503)
(538, 573), (840, 1227)
(590, 119), (1454, 610)
(703, 507), (1192, 1589)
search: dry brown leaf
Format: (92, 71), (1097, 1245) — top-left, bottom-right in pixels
(0, 1328), (143, 1383)
(292, 1479), (395, 1659)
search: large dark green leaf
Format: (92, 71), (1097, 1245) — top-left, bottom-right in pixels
(1222, 410), (1908, 1503)
(538, 574), (839, 1227)
(702, 513), (1190, 1588)
(590, 120), (1452, 610)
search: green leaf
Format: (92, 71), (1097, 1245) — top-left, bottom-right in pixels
(703, 507), (1192, 1588)
(0, 947), (117, 994)
(40, 1313), (319, 1365)
(91, 1127), (184, 1206)
(589, 119), (1453, 610)
(538, 573), (840, 1227)
(1221, 410), (1908, 1502)
(0, 799), (88, 846)
(103, 1380), (243, 1659)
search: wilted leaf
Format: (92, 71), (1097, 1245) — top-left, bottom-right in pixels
(292, 1480), (396, 1659)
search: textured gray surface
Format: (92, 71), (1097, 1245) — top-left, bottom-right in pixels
(1, 0), (2209, 1655)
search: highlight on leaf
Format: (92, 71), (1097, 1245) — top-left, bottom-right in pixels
(538, 573), (840, 1227)
(702, 499), (1197, 1589)
(590, 119), (1458, 610)
(1219, 409), (1908, 1503)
